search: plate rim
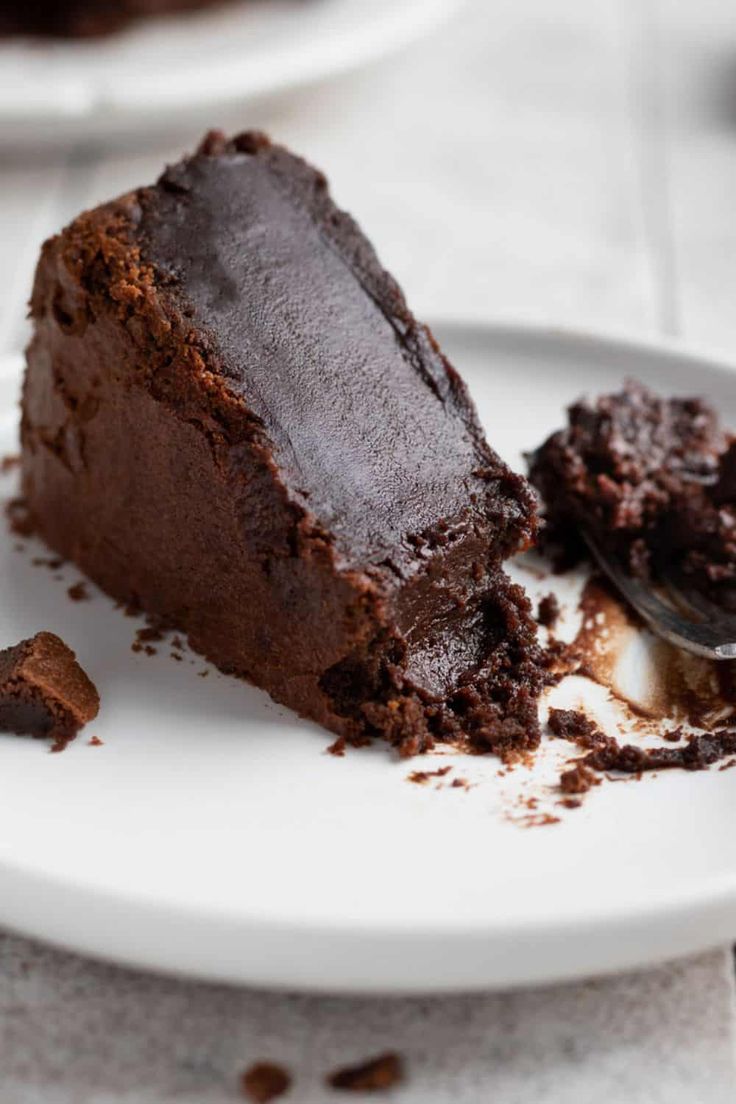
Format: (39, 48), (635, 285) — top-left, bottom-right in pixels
(0, 0), (464, 140)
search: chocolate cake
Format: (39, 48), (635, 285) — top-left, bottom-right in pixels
(21, 130), (542, 756)
(0, 632), (99, 746)
(1, 0), (236, 37)
(528, 381), (736, 609)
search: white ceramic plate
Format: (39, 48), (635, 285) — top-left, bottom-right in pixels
(1, 322), (736, 995)
(0, 0), (461, 147)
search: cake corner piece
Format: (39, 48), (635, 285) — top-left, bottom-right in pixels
(0, 631), (100, 747)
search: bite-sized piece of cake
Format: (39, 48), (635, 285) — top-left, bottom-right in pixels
(528, 380), (736, 608)
(0, 632), (99, 747)
(22, 130), (542, 757)
(0, 0), (235, 37)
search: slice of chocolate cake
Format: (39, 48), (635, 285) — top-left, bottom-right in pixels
(22, 130), (542, 756)
(528, 380), (736, 609)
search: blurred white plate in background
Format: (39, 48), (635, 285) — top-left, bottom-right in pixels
(1, 322), (736, 994)
(0, 0), (462, 147)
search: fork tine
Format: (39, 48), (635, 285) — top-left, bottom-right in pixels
(582, 529), (736, 661)
(664, 570), (733, 625)
(662, 572), (736, 659)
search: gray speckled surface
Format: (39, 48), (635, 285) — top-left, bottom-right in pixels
(0, 935), (734, 1103)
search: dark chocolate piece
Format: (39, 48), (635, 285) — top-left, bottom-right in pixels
(22, 130), (542, 756)
(327, 1053), (404, 1093)
(0, 632), (99, 746)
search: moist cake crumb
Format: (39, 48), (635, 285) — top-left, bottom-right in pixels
(6, 498), (35, 538)
(32, 556), (64, 570)
(0, 632), (99, 748)
(559, 761), (599, 794)
(549, 707), (736, 779)
(528, 380), (736, 609)
(537, 593), (560, 628)
(0, 454), (19, 473)
(407, 765), (453, 784)
(67, 581), (89, 602)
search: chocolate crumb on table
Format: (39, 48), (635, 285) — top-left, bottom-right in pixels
(0, 632), (99, 750)
(327, 1052), (404, 1093)
(240, 1062), (292, 1103)
(88, 735), (103, 746)
(0, 454), (19, 474)
(67, 581), (89, 602)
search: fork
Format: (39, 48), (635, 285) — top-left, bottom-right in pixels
(583, 530), (736, 661)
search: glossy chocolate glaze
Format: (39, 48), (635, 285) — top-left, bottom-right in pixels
(138, 132), (531, 572)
